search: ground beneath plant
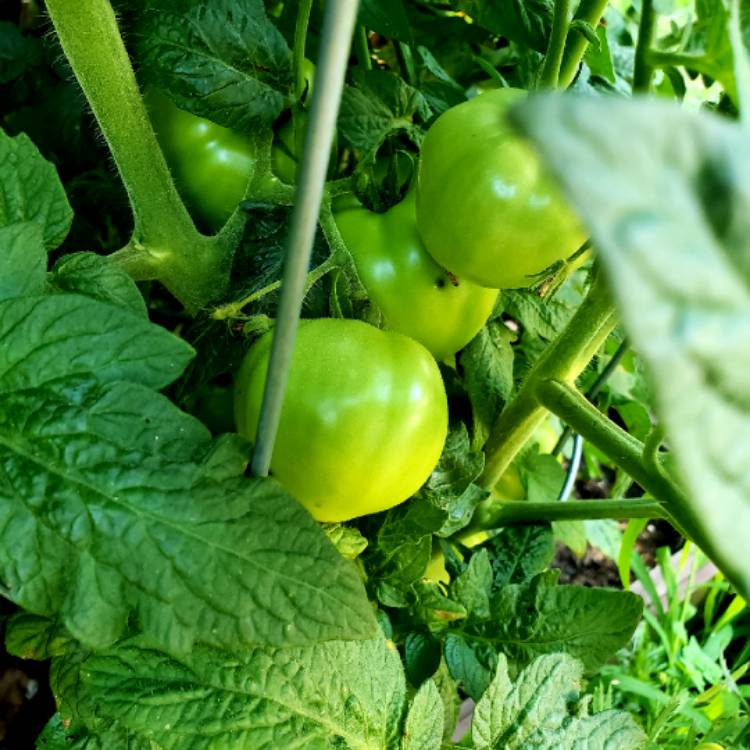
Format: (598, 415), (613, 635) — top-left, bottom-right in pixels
(553, 518), (682, 588)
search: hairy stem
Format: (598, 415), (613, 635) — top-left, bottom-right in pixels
(552, 338), (629, 456)
(46, 0), (239, 311)
(45, 0), (191, 245)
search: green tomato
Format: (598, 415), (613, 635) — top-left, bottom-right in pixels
(335, 191), (499, 360)
(234, 319), (448, 522)
(272, 109), (337, 184)
(146, 90), (256, 231)
(416, 88), (585, 289)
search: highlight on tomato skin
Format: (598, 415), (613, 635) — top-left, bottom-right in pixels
(335, 190), (499, 361)
(145, 89), (257, 231)
(234, 318), (449, 522)
(415, 88), (585, 290)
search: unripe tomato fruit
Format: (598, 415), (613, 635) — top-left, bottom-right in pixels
(335, 191), (498, 360)
(416, 88), (585, 289)
(145, 90), (256, 231)
(234, 319), (449, 522)
(272, 110), (338, 184)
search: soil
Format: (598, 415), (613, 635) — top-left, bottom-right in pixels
(553, 517), (683, 587)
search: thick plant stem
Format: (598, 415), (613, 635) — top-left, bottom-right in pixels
(558, 0), (610, 88)
(633, 0), (657, 93)
(251, 0), (359, 477)
(475, 498), (666, 529)
(537, 379), (681, 504)
(480, 269), (616, 489)
(539, 0), (573, 89)
(552, 338), (629, 456)
(45, 0), (191, 245)
(45, 0), (235, 311)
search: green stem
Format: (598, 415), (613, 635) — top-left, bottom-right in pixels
(730, 0), (750, 125)
(537, 377), (749, 596)
(211, 254), (339, 320)
(251, 0), (359, 477)
(293, 0), (314, 102)
(646, 50), (705, 71)
(539, 0), (573, 89)
(537, 379), (679, 503)
(45, 0), (190, 245)
(355, 25), (372, 70)
(480, 268), (617, 489)
(395, 41), (417, 85)
(472, 56), (509, 88)
(45, 0), (237, 312)
(633, 0), (657, 93)
(475, 498), (667, 529)
(558, 0), (610, 88)
(552, 338), (629, 456)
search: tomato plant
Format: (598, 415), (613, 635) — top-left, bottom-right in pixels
(416, 88), (585, 289)
(335, 191), (498, 360)
(146, 90), (256, 231)
(234, 318), (448, 521)
(5, 0), (750, 747)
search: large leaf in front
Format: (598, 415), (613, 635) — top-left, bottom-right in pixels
(0, 294), (375, 652)
(511, 95), (750, 598)
(50, 634), (406, 750)
(471, 653), (645, 749)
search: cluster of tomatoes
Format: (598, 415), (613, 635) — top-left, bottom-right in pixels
(147, 87), (583, 522)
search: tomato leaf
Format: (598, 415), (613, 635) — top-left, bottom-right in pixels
(486, 524), (555, 589)
(0, 292), (377, 652)
(450, 548), (492, 619)
(136, 0), (292, 130)
(460, 320), (515, 450)
(512, 94), (750, 599)
(402, 679), (444, 750)
(452, 0), (554, 53)
(0, 222), (46, 300)
(48, 252), (148, 317)
(360, 0), (414, 46)
(404, 630), (442, 686)
(680, 0), (750, 102)
(472, 653), (646, 749)
(473, 571), (643, 672)
(49, 635), (406, 749)
(338, 69), (430, 155)
(444, 632), (497, 701)
(0, 128), (72, 249)
(0, 21), (43, 84)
